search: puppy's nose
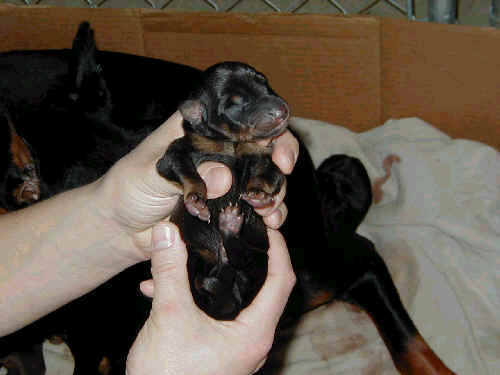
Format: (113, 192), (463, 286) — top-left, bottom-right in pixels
(270, 103), (289, 124)
(249, 97), (289, 128)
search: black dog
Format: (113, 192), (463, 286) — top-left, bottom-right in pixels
(0, 22), (455, 375)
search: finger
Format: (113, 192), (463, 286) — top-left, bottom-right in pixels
(262, 203), (288, 229)
(149, 223), (196, 309)
(237, 229), (296, 331)
(198, 162), (232, 199)
(252, 356), (268, 374)
(116, 111), (185, 199)
(139, 279), (154, 298)
(272, 130), (299, 175)
(134, 111), (185, 160)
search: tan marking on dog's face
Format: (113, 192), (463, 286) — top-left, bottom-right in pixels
(9, 121), (34, 171)
(7, 120), (41, 204)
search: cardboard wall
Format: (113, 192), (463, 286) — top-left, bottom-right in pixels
(0, 5), (499, 149)
(381, 18), (500, 149)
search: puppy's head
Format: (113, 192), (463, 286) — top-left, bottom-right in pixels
(179, 62), (289, 141)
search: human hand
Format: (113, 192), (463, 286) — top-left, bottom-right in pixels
(126, 224), (296, 375)
(94, 111), (298, 262)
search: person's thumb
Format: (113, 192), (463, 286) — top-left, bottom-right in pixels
(148, 222), (196, 310)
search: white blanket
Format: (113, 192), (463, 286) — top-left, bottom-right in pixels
(265, 117), (500, 375)
(33, 117), (500, 375)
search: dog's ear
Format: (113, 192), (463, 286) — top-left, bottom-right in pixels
(179, 99), (207, 125)
(69, 22), (109, 107)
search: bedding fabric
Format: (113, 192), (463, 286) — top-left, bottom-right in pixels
(9, 117), (498, 375)
(269, 117), (499, 375)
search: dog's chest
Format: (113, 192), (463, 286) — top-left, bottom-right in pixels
(189, 133), (271, 159)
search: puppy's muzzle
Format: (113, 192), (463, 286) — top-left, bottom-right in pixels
(248, 96), (289, 137)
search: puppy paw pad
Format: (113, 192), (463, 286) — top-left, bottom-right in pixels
(219, 203), (244, 236)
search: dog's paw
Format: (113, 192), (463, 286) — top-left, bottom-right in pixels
(219, 203), (244, 236)
(243, 172), (284, 209)
(242, 190), (274, 208)
(185, 192), (210, 222)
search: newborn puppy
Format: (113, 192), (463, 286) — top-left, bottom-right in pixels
(156, 62), (289, 319)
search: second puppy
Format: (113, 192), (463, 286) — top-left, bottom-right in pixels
(157, 62), (290, 320)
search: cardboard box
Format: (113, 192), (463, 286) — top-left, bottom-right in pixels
(1, 4), (499, 150)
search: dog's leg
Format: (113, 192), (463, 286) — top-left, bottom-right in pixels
(236, 146), (285, 209)
(336, 234), (456, 375)
(157, 137), (210, 221)
(287, 151), (455, 374)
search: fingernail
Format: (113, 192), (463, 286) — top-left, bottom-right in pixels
(200, 164), (226, 180)
(279, 149), (295, 174)
(286, 149), (296, 168)
(152, 224), (175, 250)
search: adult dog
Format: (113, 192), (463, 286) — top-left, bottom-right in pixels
(0, 22), (455, 375)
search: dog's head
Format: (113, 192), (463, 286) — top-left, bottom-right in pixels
(179, 62), (289, 142)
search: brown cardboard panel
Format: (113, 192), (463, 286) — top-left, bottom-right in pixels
(141, 10), (377, 38)
(0, 5), (498, 148)
(142, 12), (382, 132)
(381, 18), (500, 150)
(0, 5), (145, 55)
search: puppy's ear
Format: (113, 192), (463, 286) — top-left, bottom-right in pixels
(179, 99), (206, 125)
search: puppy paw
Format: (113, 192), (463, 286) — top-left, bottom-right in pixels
(13, 179), (40, 204)
(219, 203), (244, 237)
(242, 190), (274, 208)
(243, 171), (283, 209)
(185, 192), (210, 222)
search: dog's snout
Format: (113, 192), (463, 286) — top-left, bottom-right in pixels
(248, 96), (289, 129)
(270, 102), (289, 124)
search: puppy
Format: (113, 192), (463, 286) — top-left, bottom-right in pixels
(157, 62), (289, 319)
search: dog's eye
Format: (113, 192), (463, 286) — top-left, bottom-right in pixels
(230, 95), (244, 105)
